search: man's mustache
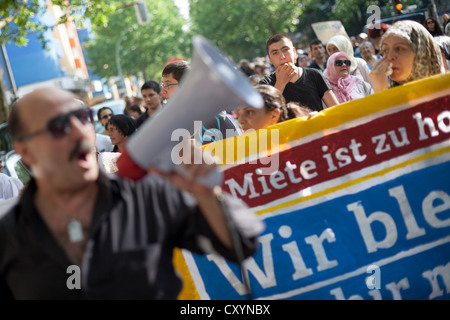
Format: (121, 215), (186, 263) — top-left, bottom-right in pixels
(69, 140), (93, 161)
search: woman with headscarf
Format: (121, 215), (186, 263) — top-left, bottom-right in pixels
(359, 41), (382, 70)
(369, 20), (445, 93)
(325, 34), (372, 84)
(434, 35), (450, 71)
(325, 52), (373, 105)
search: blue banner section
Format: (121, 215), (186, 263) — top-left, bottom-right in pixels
(192, 160), (450, 300)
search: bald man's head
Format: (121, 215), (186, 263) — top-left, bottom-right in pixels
(9, 87), (77, 142)
(8, 87), (99, 188)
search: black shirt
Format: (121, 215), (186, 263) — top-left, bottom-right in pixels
(259, 67), (331, 112)
(308, 60), (327, 72)
(136, 112), (150, 128)
(0, 173), (259, 299)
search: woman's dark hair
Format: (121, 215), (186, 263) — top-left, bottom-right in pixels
(141, 80), (161, 94)
(424, 17), (444, 36)
(162, 60), (191, 82)
(286, 102), (313, 119)
(367, 23), (389, 39)
(129, 104), (143, 115)
(107, 114), (137, 137)
(254, 84), (289, 122)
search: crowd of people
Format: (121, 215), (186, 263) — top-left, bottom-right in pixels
(0, 16), (448, 300)
(100, 17), (448, 145)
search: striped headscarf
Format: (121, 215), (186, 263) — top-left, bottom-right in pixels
(381, 20), (445, 87)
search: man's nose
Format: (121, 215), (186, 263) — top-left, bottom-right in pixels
(69, 116), (90, 138)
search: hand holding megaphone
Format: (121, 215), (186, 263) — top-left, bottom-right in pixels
(116, 35), (264, 187)
(148, 139), (223, 191)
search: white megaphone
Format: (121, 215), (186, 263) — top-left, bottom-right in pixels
(116, 35), (264, 187)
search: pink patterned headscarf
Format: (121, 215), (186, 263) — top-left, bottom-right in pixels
(326, 52), (365, 103)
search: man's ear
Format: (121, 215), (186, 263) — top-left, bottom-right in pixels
(267, 54), (273, 67)
(13, 142), (35, 169)
(292, 47), (298, 62)
(271, 108), (281, 123)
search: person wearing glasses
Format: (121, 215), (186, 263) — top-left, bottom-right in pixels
(325, 34), (372, 85)
(259, 33), (339, 112)
(161, 60), (243, 144)
(423, 17), (444, 37)
(160, 60), (189, 102)
(135, 80), (162, 128)
(97, 106), (114, 134)
(0, 87), (263, 299)
(325, 52), (373, 105)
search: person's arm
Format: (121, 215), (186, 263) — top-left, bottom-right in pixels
(322, 89), (339, 108)
(274, 63), (296, 93)
(0, 276), (14, 300)
(149, 141), (262, 250)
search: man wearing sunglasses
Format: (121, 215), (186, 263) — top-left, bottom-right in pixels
(97, 107), (114, 134)
(0, 87), (263, 300)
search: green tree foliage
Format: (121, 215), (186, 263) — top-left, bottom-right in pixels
(0, 0), (116, 46)
(84, 0), (190, 82)
(332, 0), (422, 36)
(188, 0), (308, 62)
(0, 0), (116, 122)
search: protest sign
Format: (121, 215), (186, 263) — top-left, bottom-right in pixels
(176, 73), (450, 300)
(311, 20), (349, 44)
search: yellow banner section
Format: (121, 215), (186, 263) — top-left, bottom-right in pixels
(204, 73), (450, 165)
(174, 248), (200, 300)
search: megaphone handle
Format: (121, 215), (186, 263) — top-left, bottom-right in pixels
(174, 165), (223, 189)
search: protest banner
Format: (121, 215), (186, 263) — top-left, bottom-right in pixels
(311, 20), (350, 44)
(175, 73), (450, 300)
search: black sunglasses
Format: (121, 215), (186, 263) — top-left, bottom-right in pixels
(101, 113), (113, 120)
(334, 59), (351, 67)
(18, 108), (94, 141)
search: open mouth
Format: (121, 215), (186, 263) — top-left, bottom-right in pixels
(75, 149), (94, 170)
(69, 140), (93, 163)
(77, 150), (89, 162)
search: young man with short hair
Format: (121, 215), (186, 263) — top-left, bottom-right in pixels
(308, 39), (328, 73)
(260, 34), (338, 112)
(136, 80), (162, 128)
